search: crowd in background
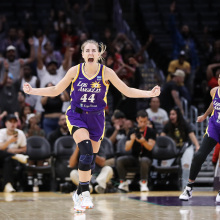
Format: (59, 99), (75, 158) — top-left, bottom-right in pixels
(0, 0), (219, 193)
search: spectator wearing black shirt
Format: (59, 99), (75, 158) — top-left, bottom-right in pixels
(41, 82), (69, 136)
(47, 113), (70, 151)
(161, 107), (200, 188)
(160, 70), (185, 115)
(116, 110), (156, 192)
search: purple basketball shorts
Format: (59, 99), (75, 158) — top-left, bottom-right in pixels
(207, 117), (220, 143)
(66, 106), (105, 142)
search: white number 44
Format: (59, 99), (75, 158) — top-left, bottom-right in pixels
(80, 94), (95, 103)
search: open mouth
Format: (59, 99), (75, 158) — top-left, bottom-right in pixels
(88, 58), (94, 62)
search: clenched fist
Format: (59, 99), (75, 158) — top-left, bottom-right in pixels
(150, 85), (161, 97)
(23, 82), (32, 94)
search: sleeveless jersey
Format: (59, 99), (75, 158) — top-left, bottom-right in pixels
(211, 88), (220, 127)
(70, 63), (109, 111)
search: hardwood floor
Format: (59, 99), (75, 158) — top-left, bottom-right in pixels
(0, 191), (219, 220)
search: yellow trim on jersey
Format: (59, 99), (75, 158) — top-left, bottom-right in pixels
(70, 64), (80, 95)
(211, 88), (219, 116)
(65, 106), (73, 133)
(82, 63), (100, 80)
(102, 65), (108, 86)
(100, 111), (106, 140)
(103, 84), (109, 105)
(101, 65), (109, 105)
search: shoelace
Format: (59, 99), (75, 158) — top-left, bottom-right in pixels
(182, 188), (191, 197)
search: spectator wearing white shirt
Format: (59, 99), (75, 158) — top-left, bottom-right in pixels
(37, 37), (73, 88)
(146, 97), (169, 134)
(0, 114), (27, 192)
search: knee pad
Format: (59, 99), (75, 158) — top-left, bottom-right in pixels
(78, 140), (93, 171)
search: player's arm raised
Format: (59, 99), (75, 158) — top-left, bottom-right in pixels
(105, 67), (160, 98)
(23, 65), (78, 97)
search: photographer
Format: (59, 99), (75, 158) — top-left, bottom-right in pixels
(116, 110), (156, 192)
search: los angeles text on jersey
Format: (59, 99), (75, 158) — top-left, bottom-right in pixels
(77, 81), (101, 93)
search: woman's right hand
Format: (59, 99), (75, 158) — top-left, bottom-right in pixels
(23, 82), (32, 94)
(197, 114), (206, 123)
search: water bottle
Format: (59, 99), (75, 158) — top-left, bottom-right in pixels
(33, 178), (39, 192)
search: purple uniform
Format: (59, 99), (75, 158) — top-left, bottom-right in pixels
(66, 63), (109, 141)
(207, 88), (220, 142)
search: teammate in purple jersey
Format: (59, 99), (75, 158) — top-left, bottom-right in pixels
(179, 71), (220, 202)
(23, 39), (160, 212)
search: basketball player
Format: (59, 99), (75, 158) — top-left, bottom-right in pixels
(23, 40), (161, 212)
(179, 72), (220, 202)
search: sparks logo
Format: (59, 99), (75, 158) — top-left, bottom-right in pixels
(91, 81), (101, 89)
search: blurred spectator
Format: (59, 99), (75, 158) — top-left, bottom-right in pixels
(0, 150), (28, 192)
(208, 40), (220, 64)
(105, 110), (127, 151)
(41, 82), (69, 136)
(101, 28), (115, 52)
(47, 113), (70, 151)
(0, 27), (28, 58)
(206, 63), (220, 89)
(146, 97), (169, 134)
(17, 90), (29, 112)
(0, 61), (20, 114)
(0, 114), (27, 192)
(32, 29), (48, 56)
(43, 41), (63, 67)
(0, 38), (35, 82)
(24, 113), (45, 138)
(169, 2), (199, 71)
(20, 105), (34, 131)
(37, 37), (72, 88)
(161, 107), (200, 188)
(160, 70), (185, 114)
(69, 144), (113, 194)
(117, 110), (156, 192)
(0, 111), (7, 128)
(167, 50), (191, 84)
(19, 64), (39, 108)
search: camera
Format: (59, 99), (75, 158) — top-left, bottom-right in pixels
(134, 127), (142, 139)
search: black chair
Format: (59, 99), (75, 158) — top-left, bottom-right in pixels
(25, 136), (53, 191)
(53, 136), (76, 186)
(150, 136), (182, 190)
(116, 136), (131, 157)
(101, 137), (114, 160)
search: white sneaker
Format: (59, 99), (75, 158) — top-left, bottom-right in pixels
(139, 181), (149, 192)
(4, 183), (16, 193)
(216, 191), (220, 203)
(12, 154), (29, 164)
(94, 185), (105, 194)
(81, 191), (94, 209)
(118, 181), (129, 192)
(72, 191), (85, 213)
(27, 177), (33, 185)
(179, 186), (193, 201)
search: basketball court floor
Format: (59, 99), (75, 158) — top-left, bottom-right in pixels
(0, 191), (219, 220)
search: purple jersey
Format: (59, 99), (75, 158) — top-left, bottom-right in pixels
(206, 88), (220, 142)
(211, 88), (220, 127)
(70, 63), (109, 111)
